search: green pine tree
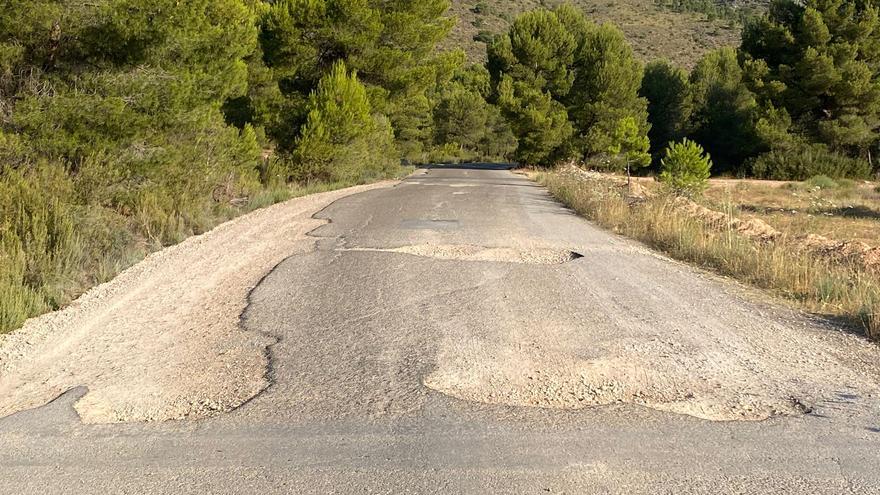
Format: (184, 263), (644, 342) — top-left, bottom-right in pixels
(565, 22), (650, 158)
(659, 139), (713, 195)
(689, 47), (761, 174)
(497, 75), (573, 165)
(641, 60), (693, 156)
(487, 9), (577, 100)
(742, 0), (880, 168)
(608, 116), (651, 183)
(293, 61), (397, 182)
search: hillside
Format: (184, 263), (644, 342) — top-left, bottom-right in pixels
(447, 0), (757, 68)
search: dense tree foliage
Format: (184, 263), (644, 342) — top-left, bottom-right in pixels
(641, 60), (693, 156)
(256, 0), (460, 160)
(688, 47), (761, 174)
(433, 71), (517, 160)
(488, 5), (649, 165)
(497, 75), (574, 164)
(642, 0), (880, 179)
(488, 9), (577, 163)
(487, 9), (577, 100)
(742, 0), (880, 161)
(292, 62), (397, 183)
(566, 23), (649, 158)
(1, 0), (264, 332)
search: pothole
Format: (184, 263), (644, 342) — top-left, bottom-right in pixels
(340, 244), (583, 265)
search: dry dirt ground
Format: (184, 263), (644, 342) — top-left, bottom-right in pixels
(0, 181), (397, 424)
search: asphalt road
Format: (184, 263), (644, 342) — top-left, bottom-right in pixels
(2, 165), (879, 494)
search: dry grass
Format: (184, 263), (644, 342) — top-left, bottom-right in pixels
(702, 178), (880, 246)
(446, 0), (743, 68)
(536, 169), (880, 339)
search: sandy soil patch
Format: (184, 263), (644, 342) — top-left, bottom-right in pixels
(0, 181), (397, 424)
(342, 244), (582, 265)
(423, 312), (880, 422)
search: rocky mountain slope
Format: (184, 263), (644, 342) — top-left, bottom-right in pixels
(446, 0), (766, 68)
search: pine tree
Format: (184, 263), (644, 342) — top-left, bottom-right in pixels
(689, 47), (760, 173)
(487, 9), (577, 100)
(565, 22), (650, 158)
(487, 6), (648, 165)
(607, 116), (651, 183)
(293, 61), (397, 182)
(641, 60), (693, 155)
(659, 139), (713, 195)
(497, 75), (573, 165)
(433, 79), (516, 160)
(742, 0), (880, 166)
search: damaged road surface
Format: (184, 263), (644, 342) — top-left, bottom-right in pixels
(3, 164), (880, 493)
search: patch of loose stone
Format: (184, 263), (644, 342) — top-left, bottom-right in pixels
(339, 244), (583, 265)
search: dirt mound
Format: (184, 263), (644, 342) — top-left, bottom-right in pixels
(673, 197), (782, 242)
(736, 218), (781, 242)
(797, 234), (880, 273)
(627, 180), (652, 199)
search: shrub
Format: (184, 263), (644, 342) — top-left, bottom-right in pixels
(751, 144), (872, 181)
(835, 178), (856, 190)
(659, 139), (712, 195)
(805, 175), (839, 190)
(473, 31), (495, 44)
(0, 165), (81, 332)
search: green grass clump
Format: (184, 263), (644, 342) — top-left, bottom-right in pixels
(805, 175), (839, 190)
(1, 166), (81, 331)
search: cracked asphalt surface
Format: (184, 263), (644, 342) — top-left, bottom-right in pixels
(2, 164), (880, 494)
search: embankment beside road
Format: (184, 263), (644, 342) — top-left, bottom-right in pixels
(0, 181), (398, 424)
